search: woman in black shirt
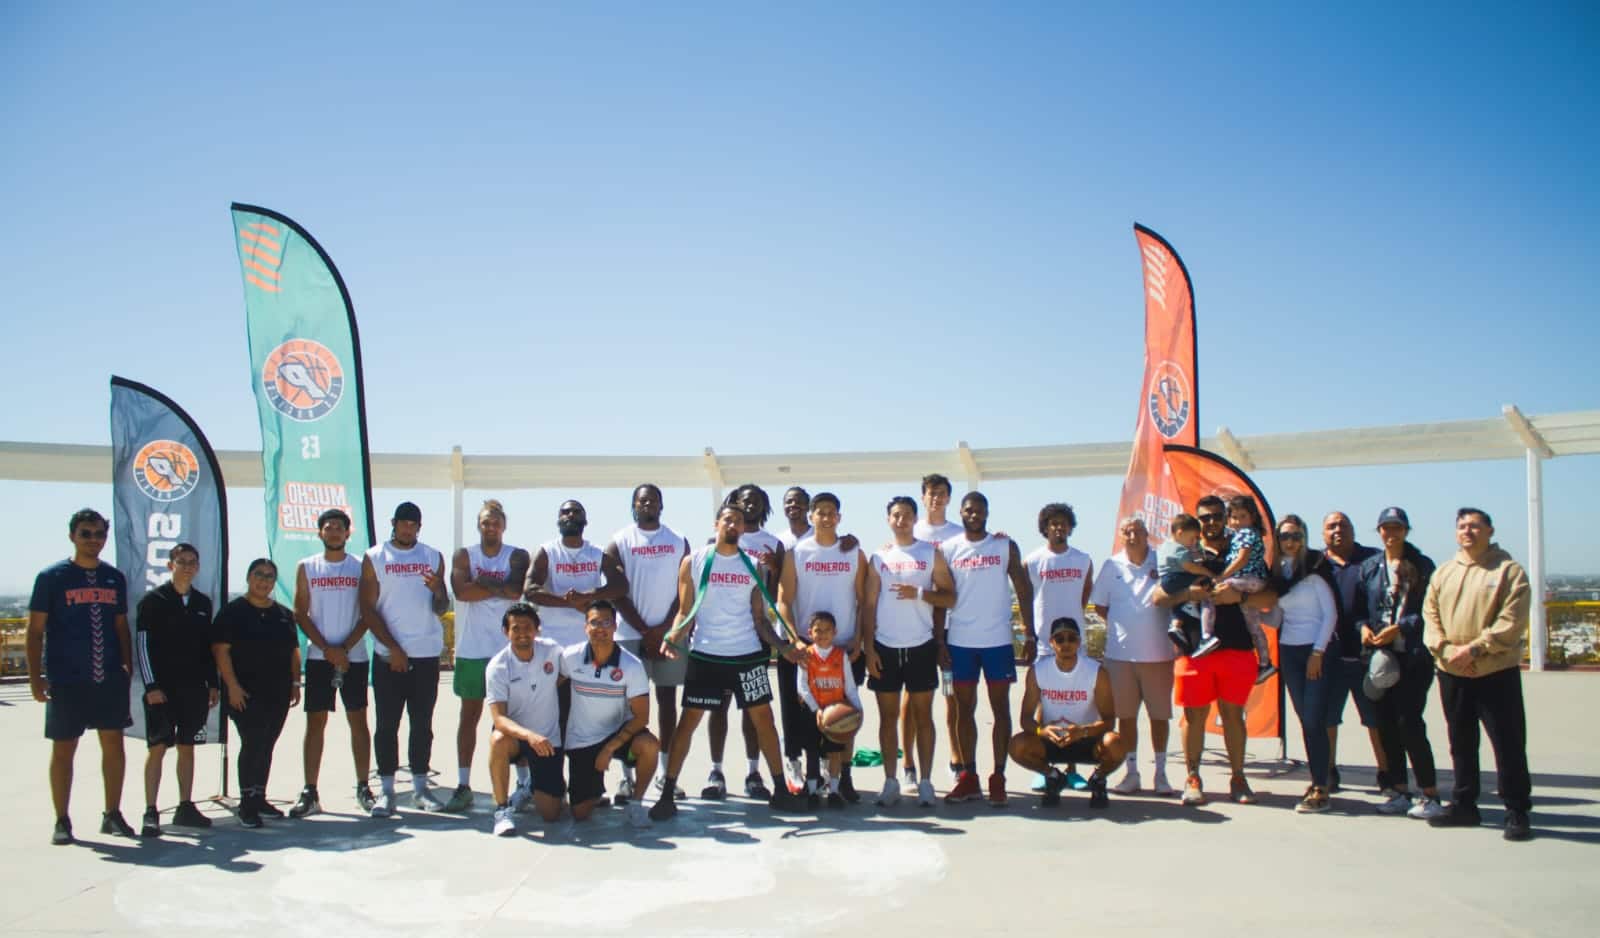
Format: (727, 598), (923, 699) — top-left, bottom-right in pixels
(212, 558), (301, 827)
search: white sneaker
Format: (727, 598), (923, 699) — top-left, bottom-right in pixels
(917, 780), (936, 807)
(510, 782), (534, 814)
(492, 804), (516, 836)
(413, 787), (445, 812)
(1377, 789), (1413, 815)
(877, 778), (902, 806)
(1111, 771), (1142, 795)
(785, 757), (804, 790)
(615, 777), (635, 805)
(1151, 772), (1177, 797)
(370, 791), (396, 819)
(1407, 795), (1446, 820)
(626, 802), (650, 828)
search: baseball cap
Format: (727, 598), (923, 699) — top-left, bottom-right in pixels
(1376, 506), (1409, 528)
(1048, 616), (1081, 636)
(393, 501), (423, 524)
(1363, 649), (1401, 700)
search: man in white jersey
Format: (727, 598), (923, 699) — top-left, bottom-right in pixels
(776, 492), (868, 801)
(1008, 617), (1125, 809)
(560, 601), (657, 827)
(446, 499), (530, 814)
(290, 509), (374, 817)
(524, 500), (628, 649)
(606, 483), (690, 802)
(648, 505), (811, 820)
(486, 603), (565, 836)
(911, 473), (963, 788)
(912, 473), (964, 544)
(1089, 517), (1177, 796)
(862, 495), (956, 807)
(359, 501), (450, 817)
(941, 491), (1034, 807)
(1023, 502), (1095, 793)
(778, 487), (813, 549)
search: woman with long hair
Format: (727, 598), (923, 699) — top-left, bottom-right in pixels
(1269, 515), (1339, 813)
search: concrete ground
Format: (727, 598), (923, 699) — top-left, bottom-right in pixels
(0, 669), (1596, 937)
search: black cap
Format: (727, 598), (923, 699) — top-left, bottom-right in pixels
(1048, 616), (1081, 636)
(393, 501), (422, 524)
(1376, 506), (1409, 529)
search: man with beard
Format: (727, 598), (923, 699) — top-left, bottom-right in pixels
(524, 501), (628, 650)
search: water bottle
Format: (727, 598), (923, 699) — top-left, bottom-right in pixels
(331, 666), (344, 691)
(939, 667), (954, 698)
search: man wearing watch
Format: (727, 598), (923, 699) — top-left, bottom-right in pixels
(1008, 617), (1124, 809)
(559, 601), (658, 828)
(1422, 508), (1534, 840)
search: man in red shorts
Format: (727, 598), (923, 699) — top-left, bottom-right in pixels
(1153, 495), (1274, 806)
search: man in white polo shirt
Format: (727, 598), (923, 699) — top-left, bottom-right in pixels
(1089, 516), (1177, 796)
(560, 601), (657, 828)
(486, 603), (565, 836)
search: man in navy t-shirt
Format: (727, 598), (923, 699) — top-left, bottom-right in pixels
(27, 508), (136, 845)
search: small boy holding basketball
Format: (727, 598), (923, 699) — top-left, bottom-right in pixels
(797, 612), (862, 807)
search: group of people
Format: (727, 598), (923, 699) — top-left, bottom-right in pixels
(25, 475), (1536, 846)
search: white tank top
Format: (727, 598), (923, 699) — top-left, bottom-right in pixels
(870, 540), (937, 648)
(940, 534), (1015, 647)
(300, 554), (367, 662)
(611, 524), (687, 642)
(913, 519), (964, 545)
(790, 536), (862, 643)
(1025, 544), (1093, 645)
(539, 539), (604, 648)
(779, 526), (812, 550)
(455, 542), (519, 659)
(739, 529), (782, 570)
(1036, 655), (1101, 727)
(367, 541), (444, 658)
(687, 546), (763, 658)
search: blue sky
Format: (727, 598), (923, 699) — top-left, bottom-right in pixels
(2, 2), (1596, 593)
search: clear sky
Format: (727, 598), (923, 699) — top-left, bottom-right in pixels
(2, 2), (1596, 594)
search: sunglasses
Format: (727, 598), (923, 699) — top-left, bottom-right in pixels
(75, 529), (108, 540)
(1196, 513), (1224, 523)
(1277, 531), (1305, 542)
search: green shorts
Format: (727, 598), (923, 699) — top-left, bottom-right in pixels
(453, 657), (490, 700)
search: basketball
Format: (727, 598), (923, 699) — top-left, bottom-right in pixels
(819, 702), (862, 740)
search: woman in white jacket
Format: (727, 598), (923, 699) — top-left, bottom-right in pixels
(1268, 515), (1338, 814)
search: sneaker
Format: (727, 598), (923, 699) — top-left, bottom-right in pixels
(290, 787), (321, 818)
(1504, 809), (1532, 842)
(648, 793), (678, 822)
(355, 785), (377, 814)
(1067, 771), (1090, 792)
(100, 810), (138, 837)
(172, 801), (212, 828)
(987, 773), (1008, 808)
(614, 777), (635, 806)
(626, 802), (651, 829)
(808, 791), (821, 810)
(785, 757), (804, 790)
(1031, 772), (1049, 793)
(52, 817), (73, 846)
(257, 799), (285, 819)
(903, 767), (917, 788)
(370, 791), (396, 819)
(1328, 766), (1342, 794)
(1167, 625), (1193, 655)
(237, 801), (263, 829)
(653, 775), (686, 799)
(141, 807), (161, 838)
(1111, 770), (1141, 795)
(744, 773), (771, 799)
(1255, 661), (1278, 685)
(1407, 795), (1446, 820)
(838, 775), (860, 804)
(1229, 776), (1257, 805)
(768, 788), (809, 813)
(1377, 789), (1413, 815)
(442, 784), (475, 813)
(1181, 774), (1206, 806)
(700, 768), (727, 801)
(492, 804), (516, 837)
(877, 778), (902, 807)
(826, 791), (847, 809)
(1088, 774), (1109, 810)
(1151, 772), (1176, 797)
(1296, 786), (1331, 814)
(1427, 802), (1482, 828)
(510, 781), (534, 814)
(1041, 771), (1065, 807)
(944, 771), (982, 804)
(413, 787), (445, 812)
(1191, 635), (1222, 659)
(917, 779), (936, 807)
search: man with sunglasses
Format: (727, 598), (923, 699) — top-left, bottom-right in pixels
(28, 509), (137, 844)
(1008, 617), (1124, 808)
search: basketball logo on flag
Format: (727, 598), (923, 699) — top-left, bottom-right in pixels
(1147, 360), (1192, 439)
(132, 440), (200, 502)
(262, 339), (345, 422)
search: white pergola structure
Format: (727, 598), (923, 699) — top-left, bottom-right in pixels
(5, 406), (1597, 668)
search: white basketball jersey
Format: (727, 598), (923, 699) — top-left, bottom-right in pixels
(687, 546), (763, 658)
(940, 534), (1015, 647)
(367, 540), (444, 658)
(870, 540), (937, 648)
(611, 524), (687, 642)
(455, 542), (520, 660)
(790, 536), (862, 643)
(1025, 544), (1093, 645)
(300, 554), (367, 662)
(913, 519), (964, 545)
(779, 526), (813, 550)
(1036, 655), (1101, 727)
(738, 529), (782, 571)
(539, 539), (605, 647)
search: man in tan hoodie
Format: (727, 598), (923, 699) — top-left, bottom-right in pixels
(1421, 507), (1532, 841)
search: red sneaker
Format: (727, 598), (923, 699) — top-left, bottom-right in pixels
(987, 773), (1008, 808)
(944, 771), (981, 804)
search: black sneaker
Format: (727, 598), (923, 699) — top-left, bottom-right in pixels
(838, 774), (861, 804)
(257, 798), (285, 819)
(1041, 771), (1065, 807)
(1427, 802), (1482, 828)
(647, 793), (678, 822)
(100, 810), (138, 838)
(1504, 809), (1533, 841)
(744, 773), (772, 799)
(768, 788), (809, 813)
(289, 786), (321, 819)
(1088, 774), (1109, 810)
(51, 817), (73, 846)
(238, 798), (263, 829)
(826, 792), (847, 809)
(1166, 625), (1193, 656)
(355, 784), (377, 814)
(141, 807), (162, 838)
(172, 801), (212, 828)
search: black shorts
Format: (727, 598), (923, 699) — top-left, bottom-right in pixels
(516, 741), (567, 798)
(868, 640), (939, 694)
(304, 659), (371, 713)
(1043, 737), (1101, 764)
(566, 729), (631, 805)
(143, 685), (212, 748)
(45, 676), (133, 741)
(683, 653), (773, 711)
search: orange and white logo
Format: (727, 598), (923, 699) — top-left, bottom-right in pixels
(1147, 360), (1192, 440)
(133, 440), (200, 503)
(262, 339), (344, 422)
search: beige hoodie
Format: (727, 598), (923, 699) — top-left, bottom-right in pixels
(1422, 544), (1530, 677)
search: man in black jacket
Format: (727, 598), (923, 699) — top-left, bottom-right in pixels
(134, 543), (219, 836)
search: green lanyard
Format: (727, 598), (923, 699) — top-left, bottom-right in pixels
(669, 547), (796, 660)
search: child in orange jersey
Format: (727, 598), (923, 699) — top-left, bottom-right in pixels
(797, 612), (862, 808)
